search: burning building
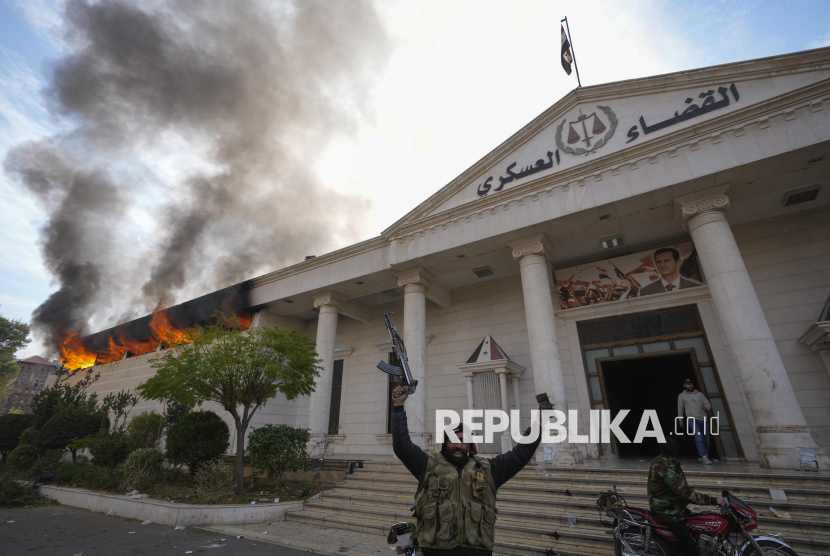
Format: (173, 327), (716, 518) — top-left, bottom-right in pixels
(59, 282), (255, 370)
(61, 49), (830, 473)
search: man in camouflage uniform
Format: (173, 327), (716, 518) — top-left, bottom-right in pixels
(391, 385), (542, 556)
(648, 438), (726, 556)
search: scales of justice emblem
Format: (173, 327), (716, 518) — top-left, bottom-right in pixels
(555, 105), (618, 156)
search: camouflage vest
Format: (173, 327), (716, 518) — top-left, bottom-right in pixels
(648, 454), (714, 523)
(413, 451), (497, 550)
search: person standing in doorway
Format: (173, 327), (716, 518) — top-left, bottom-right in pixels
(677, 379), (713, 464)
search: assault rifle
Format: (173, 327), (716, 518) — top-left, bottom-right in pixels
(376, 311), (418, 394)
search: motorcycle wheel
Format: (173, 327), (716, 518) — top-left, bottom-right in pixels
(615, 526), (672, 556)
(743, 539), (799, 556)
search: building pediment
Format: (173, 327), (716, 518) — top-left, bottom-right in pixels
(382, 47), (830, 240)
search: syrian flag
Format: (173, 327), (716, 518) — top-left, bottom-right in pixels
(561, 25), (573, 75)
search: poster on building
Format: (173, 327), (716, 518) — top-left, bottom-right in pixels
(554, 241), (704, 309)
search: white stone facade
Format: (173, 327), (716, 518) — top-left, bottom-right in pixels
(74, 48), (830, 470)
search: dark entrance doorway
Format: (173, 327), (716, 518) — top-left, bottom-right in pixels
(600, 353), (719, 459)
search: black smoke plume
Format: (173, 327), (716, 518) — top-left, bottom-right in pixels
(4, 0), (389, 353)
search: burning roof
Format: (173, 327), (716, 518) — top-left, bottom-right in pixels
(58, 281), (256, 370)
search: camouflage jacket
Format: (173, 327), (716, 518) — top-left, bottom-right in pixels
(647, 455), (716, 522)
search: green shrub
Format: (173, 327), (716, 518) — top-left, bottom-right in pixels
(127, 411), (164, 451)
(165, 411), (229, 476)
(163, 400), (192, 432)
(194, 459), (234, 502)
(18, 426), (39, 446)
(74, 464), (119, 492)
(89, 429), (130, 468)
(136, 475), (157, 493)
(31, 449), (66, 479)
(56, 462), (77, 484)
(247, 424), (310, 483)
(7, 444), (38, 470)
(36, 408), (109, 464)
(122, 448), (164, 490)
(0, 413), (36, 462)
(0, 472), (58, 508)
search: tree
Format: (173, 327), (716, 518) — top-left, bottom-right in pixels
(0, 413), (35, 463)
(165, 411), (229, 476)
(31, 366), (100, 429)
(35, 407), (109, 464)
(101, 389), (139, 432)
(138, 316), (320, 494)
(0, 308), (30, 401)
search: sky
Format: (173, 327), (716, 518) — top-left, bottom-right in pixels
(1, 0), (829, 359)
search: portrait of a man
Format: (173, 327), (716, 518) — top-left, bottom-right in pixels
(638, 247), (701, 296)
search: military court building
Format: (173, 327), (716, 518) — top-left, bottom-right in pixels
(80, 48), (830, 471)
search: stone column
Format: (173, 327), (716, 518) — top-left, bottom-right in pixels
(819, 349), (830, 377)
(307, 291), (346, 437)
(466, 375), (475, 410)
(497, 371), (513, 453)
(680, 193), (824, 469)
(511, 376), (521, 411)
(396, 268), (433, 447)
(509, 234), (575, 462)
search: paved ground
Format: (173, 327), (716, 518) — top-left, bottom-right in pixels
(0, 506), (324, 556)
(199, 520), (393, 556)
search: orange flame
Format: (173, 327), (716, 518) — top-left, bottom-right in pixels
(150, 308), (192, 347)
(58, 328), (97, 370)
(237, 312), (252, 329)
(57, 303), (254, 368)
(105, 334), (126, 362)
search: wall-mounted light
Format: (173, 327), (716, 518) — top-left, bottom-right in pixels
(600, 236), (624, 249)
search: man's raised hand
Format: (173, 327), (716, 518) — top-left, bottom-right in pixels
(392, 385), (409, 406)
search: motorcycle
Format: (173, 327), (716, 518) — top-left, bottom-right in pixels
(596, 487), (798, 556)
(389, 521), (418, 556)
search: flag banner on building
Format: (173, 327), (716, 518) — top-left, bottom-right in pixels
(554, 241), (705, 309)
(561, 25), (573, 75)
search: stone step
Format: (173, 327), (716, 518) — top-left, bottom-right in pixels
(285, 506), (616, 556)
(332, 480), (830, 522)
(354, 465), (830, 489)
(322, 487), (830, 522)
(287, 505), (830, 556)
(360, 462), (830, 483)
(343, 474), (830, 503)
(301, 462), (830, 555)
(310, 493), (830, 542)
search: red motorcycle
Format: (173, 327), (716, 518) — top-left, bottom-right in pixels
(596, 487), (798, 556)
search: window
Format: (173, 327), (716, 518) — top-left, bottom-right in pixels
(386, 352), (402, 434)
(579, 307), (699, 345)
(328, 360), (344, 435)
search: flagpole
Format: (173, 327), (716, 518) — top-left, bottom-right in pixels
(561, 17), (581, 88)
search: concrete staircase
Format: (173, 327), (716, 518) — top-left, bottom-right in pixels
(285, 461), (830, 556)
